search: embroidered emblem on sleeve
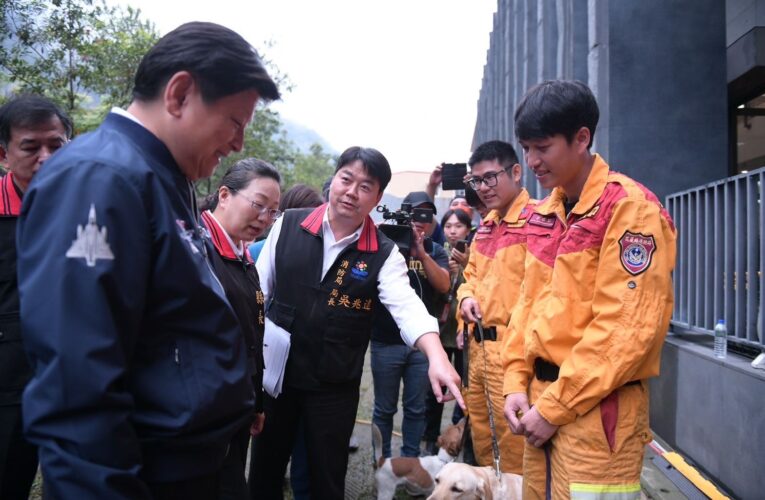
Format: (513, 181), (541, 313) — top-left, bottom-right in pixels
(65, 204), (115, 267)
(619, 231), (656, 276)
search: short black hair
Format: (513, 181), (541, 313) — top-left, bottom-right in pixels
(334, 146), (391, 192)
(201, 157), (281, 211)
(464, 185), (483, 208)
(468, 140), (519, 169)
(441, 208), (472, 229)
(0, 95), (73, 147)
(514, 80), (599, 148)
(133, 22), (280, 104)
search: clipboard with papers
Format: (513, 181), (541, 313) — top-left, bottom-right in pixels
(262, 317), (291, 398)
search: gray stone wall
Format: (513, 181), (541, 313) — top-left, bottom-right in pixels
(727, 0), (765, 46)
(651, 337), (765, 500)
(472, 0), (728, 202)
(471, 2), (759, 498)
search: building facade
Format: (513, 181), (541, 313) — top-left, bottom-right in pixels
(473, 1), (765, 498)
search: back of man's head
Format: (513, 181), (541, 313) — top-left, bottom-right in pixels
(514, 80), (599, 148)
(335, 147), (392, 193)
(468, 140), (519, 169)
(0, 95), (72, 148)
(132, 22), (280, 104)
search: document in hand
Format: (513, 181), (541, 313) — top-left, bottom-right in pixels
(263, 317), (291, 397)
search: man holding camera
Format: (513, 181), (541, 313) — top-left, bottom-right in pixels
(458, 140), (534, 474)
(370, 191), (450, 459)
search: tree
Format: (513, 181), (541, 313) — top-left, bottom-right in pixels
(1, 1), (335, 198)
(290, 143), (336, 191)
(0, 0), (159, 132)
(81, 4), (157, 110)
(196, 107), (297, 198)
(193, 42), (336, 199)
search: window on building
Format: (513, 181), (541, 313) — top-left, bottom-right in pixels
(736, 93), (765, 174)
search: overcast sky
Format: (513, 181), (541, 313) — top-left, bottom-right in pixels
(115, 0), (497, 172)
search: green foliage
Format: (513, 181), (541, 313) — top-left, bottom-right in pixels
(192, 38), (335, 200)
(1, 0), (334, 197)
(0, 0), (159, 133)
(80, 3), (158, 110)
(290, 143), (336, 191)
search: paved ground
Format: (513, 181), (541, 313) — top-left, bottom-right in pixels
(27, 347), (690, 499)
(337, 349), (685, 500)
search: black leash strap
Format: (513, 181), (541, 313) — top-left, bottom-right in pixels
(475, 319), (502, 479)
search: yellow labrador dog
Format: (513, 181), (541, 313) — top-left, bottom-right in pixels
(427, 462), (523, 499)
(372, 419), (465, 500)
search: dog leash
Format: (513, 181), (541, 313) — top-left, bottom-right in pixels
(475, 319), (502, 480)
(544, 441), (552, 500)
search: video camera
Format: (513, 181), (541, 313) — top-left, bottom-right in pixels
(377, 203), (434, 258)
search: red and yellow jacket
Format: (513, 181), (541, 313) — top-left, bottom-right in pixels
(502, 155), (676, 426)
(457, 188), (534, 335)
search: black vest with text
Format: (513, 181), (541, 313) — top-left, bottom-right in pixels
(270, 205), (396, 391)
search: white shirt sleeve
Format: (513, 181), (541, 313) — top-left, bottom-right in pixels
(377, 246), (439, 348)
(255, 215), (283, 304)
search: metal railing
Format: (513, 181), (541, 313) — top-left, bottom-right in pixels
(666, 167), (764, 350)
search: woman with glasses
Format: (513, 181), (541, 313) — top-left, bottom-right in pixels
(199, 158), (281, 500)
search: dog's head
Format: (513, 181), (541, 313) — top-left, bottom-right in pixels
(435, 418), (466, 457)
(427, 462), (492, 500)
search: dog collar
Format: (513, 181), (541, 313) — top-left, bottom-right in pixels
(436, 448), (455, 464)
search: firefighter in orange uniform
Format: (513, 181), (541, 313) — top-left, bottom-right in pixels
(502, 80), (676, 499)
(458, 140), (534, 474)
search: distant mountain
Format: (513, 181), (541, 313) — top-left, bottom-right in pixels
(281, 118), (337, 154)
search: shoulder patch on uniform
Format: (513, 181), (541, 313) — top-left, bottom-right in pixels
(528, 213), (556, 228)
(619, 231), (656, 276)
(65, 204), (115, 267)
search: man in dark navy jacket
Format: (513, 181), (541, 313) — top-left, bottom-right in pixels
(0, 95), (71, 500)
(16, 23), (279, 499)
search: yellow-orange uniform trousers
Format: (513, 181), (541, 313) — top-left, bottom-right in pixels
(502, 155), (677, 499)
(457, 189), (533, 474)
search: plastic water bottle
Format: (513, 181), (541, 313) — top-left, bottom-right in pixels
(714, 319), (727, 359)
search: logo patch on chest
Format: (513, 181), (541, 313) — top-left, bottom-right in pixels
(350, 260), (369, 280)
(619, 231), (656, 276)
(528, 213), (556, 228)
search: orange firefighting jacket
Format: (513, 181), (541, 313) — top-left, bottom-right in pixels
(502, 155), (676, 426)
(457, 189), (533, 331)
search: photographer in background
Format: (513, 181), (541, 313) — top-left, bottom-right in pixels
(370, 191), (450, 459)
(426, 163), (484, 244)
(422, 207), (472, 455)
